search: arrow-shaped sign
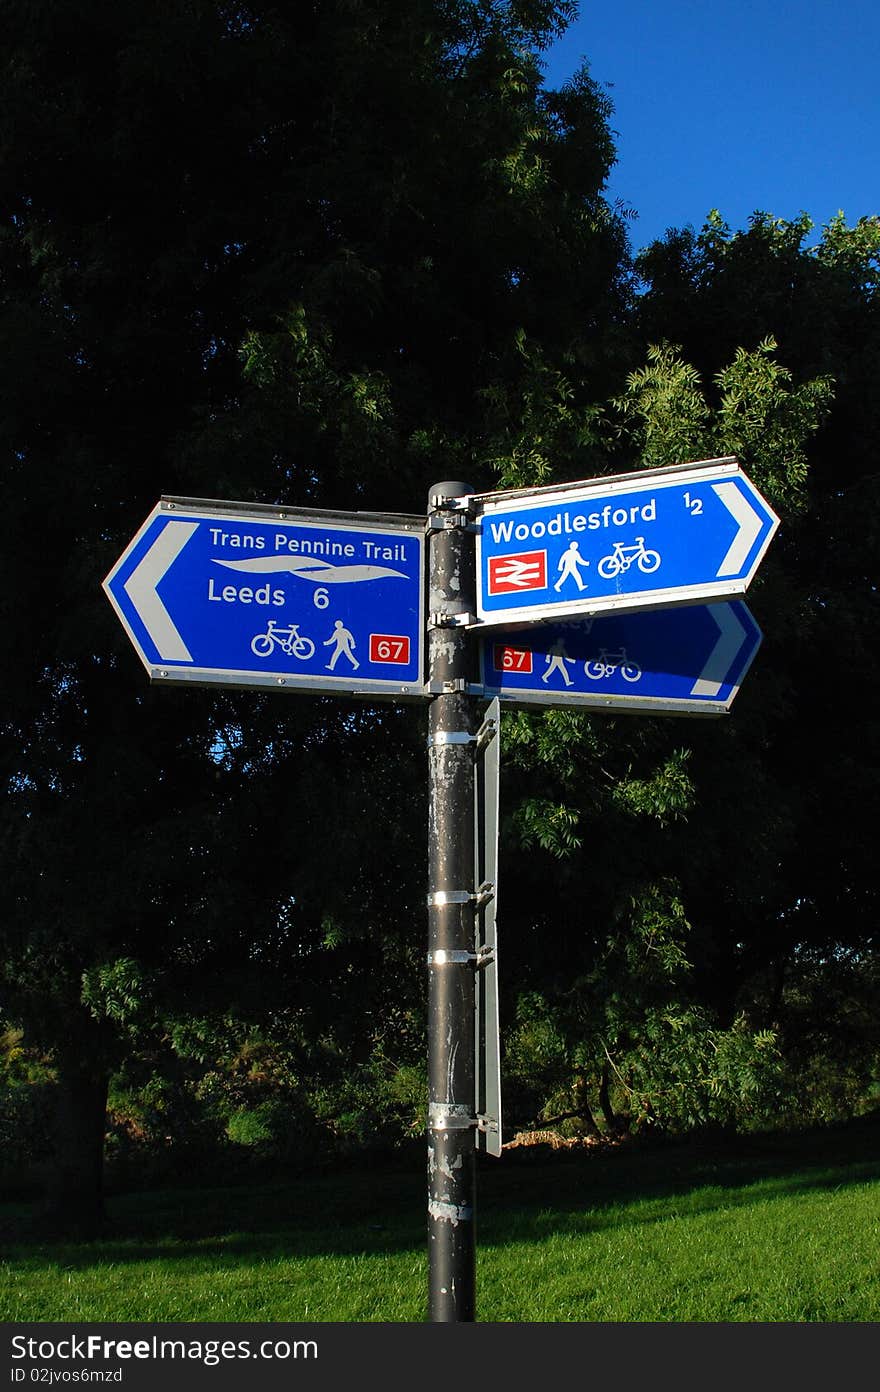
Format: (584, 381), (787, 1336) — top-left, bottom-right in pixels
(477, 601), (763, 716)
(122, 519), (198, 661)
(103, 497), (427, 699)
(472, 456), (779, 627)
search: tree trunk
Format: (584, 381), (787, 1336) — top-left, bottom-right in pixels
(598, 1061), (617, 1131)
(44, 1052), (109, 1237)
(572, 1072), (602, 1138)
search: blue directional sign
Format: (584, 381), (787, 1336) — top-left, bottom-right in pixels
(103, 497), (427, 698)
(478, 601), (762, 716)
(473, 456), (779, 627)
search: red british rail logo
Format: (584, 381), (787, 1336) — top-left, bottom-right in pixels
(487, 550), (548, 595)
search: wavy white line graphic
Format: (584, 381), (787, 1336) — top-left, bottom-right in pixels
(212, 556), (407, 584)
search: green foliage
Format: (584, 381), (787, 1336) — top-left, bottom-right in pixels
(816, 212), (880, 287)
(81, 959), (154, 1036)
(506, 991), (570, 1079)
(483, 331), (606, 489)
(611, 342), (710, 468)
(616, 1007), (782, 1132)
(499, 259), (865, 1136)
(311, 1053), (427, 1154)
(97, 993), (430, 1181)
(610, 337), (833, 501)
(611, 749), (694, 826)
(713, 338), (833, 510)
(237, 304), (396, 491)
(629, 208), (880, 1132)
(763, 947), (880, 1130)
(513, 797), (582, 856)
(501, 859), (787, 1138)
(503, 975), (785, 1138)
(502, 706), (603, 781)
(0, 1026), (55, 1190)
(620, 881), (692, 979)
(225, 1100), (287, 1149)
(0, 1026), (53, 1087)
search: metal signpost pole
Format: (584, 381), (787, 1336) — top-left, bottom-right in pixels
(426, 481), (478, 1322)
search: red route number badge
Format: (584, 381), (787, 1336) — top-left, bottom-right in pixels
(493, 644), (533, 674)
(369, 633), (410, 664)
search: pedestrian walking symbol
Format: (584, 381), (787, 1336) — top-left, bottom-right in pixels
(324, 619), (360, 671)
(542, 637), (575, 686)
(554, 542), (590, 592)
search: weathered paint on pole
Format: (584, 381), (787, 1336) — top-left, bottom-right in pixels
(426, 481), (478, 1322)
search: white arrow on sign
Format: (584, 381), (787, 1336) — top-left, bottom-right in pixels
(690, 601), (749, 697)
(712, 482), (764, 577)
(122, 519), (197, 662)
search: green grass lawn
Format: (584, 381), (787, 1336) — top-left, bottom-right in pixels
(3, 1124), (880, 1322)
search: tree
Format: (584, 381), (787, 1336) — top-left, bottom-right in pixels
(498, 214), (880, 1138)
(0, 0), (632, 1226)
(634, 216), (880, 1079)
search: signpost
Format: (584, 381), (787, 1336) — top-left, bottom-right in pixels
(473, 456), (779, 627)
(103, 497), (426, 699)
(478, 601), (762, 717)
(103, 456), (779, 1326)
(425, 481), (479, 1322)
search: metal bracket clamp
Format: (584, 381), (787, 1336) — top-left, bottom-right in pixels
(426, 678), (468, 695)
(427, 610), (476, 629)
(426, 493), (473, 514)
(425, 512), (477, 533)
(427, 730), (477, 748)
(425, 945), (495, 969)
(427, 884), (495, 908)
(476, 1115), (499, 1136)
(426, 949), (478, 967)
(474, 881), (495, 909)
(427, 890), (474, 907)
(475, 712), (499, 752)
(429, 1102), (477, 1132)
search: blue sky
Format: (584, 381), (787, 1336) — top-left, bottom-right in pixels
(541, 1), (879, 252)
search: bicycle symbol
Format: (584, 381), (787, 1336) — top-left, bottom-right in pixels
(250, 620), (316, 660)
(597, 536), (661, 580)
(584, 648), (642, 683)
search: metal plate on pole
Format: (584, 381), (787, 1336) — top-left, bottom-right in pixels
(474, 699), (501, 1157)
(477, 601), (762, 717)
(103, 496), (427, 699)
(472, 456), (779, 627)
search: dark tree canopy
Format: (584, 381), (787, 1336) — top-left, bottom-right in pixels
(0, 0), (633, 1224)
